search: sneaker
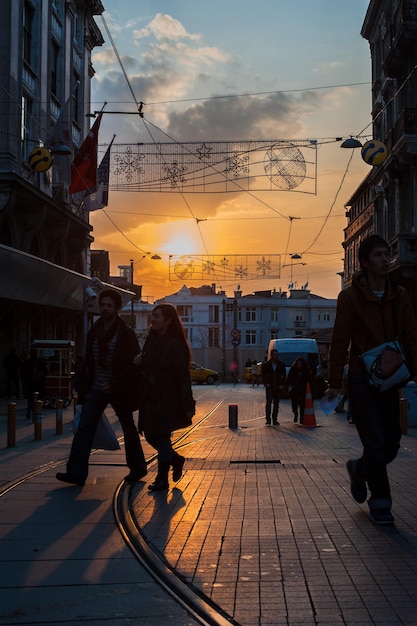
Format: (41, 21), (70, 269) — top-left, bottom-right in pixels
(369, 508), (395, 526)
(346, 459), (367, 503)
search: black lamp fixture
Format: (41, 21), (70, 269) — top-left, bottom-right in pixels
(340, 136), (363, 149)
(50, 143), (72, 156)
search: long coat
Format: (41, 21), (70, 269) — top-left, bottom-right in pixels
(138, 332), (195, 440)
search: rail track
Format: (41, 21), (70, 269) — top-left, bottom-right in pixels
(0, 384), (239, 626)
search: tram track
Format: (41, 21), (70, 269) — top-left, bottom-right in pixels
(0, 385), (238, 625)
(113, 387), (238, 626)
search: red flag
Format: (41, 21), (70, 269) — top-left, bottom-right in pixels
(83, 137), (114, 211)
(70, 112), (103, 194)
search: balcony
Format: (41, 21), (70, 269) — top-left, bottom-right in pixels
(383, 0), (417, 75)
(390, 234), (417, 274)
(294, 321), (306, 328)
(390, 108), (417, 156)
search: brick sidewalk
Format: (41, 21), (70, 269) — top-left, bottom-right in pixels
(1, 386), (417, 625)
(132, 385), (417, 625)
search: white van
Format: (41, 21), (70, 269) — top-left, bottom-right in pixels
(267, 338), (326, 397)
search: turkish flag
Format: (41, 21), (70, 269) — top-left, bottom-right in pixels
(70, 112), (103, 194)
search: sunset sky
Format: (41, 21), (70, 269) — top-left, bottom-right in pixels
(89, 0), (372, 302)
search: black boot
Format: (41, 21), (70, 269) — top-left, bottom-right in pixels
(148, 461), (169, 492)
(172, 451), (185, 482)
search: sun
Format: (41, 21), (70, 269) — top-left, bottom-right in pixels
(162, 232), (200, 256)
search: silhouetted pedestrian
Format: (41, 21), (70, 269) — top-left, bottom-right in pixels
(56, 288), (147, 486)
(135, 304), (195, 492)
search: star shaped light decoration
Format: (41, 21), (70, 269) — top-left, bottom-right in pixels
(196, 143), (213, 160)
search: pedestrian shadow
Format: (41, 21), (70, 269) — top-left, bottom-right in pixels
(0, 475), (142, 620)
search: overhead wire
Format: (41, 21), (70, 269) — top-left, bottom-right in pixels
(97, 12), (369, 285)
(99, 12), (226, 287)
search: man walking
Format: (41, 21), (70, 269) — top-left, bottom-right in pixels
(56, 288), (147, 486)
(262, 348), (286, 425)
(327, 235), (417, 525)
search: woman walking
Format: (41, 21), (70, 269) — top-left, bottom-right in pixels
(135, 304), (196, 491)
(286, 357), (312, 424)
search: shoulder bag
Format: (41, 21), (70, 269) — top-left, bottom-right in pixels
(359, 301), (410, 392)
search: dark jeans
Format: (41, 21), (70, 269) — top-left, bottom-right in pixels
(145, 432), (182, 467)
(265, 385), (280, 422)
(291, 392), (306, 422)
(67, 389), (146, 480)
(348, 372), (401, 502)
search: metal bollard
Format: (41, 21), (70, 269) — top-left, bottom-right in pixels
(32, 392), (40, 422)
(7, 402), (16, 448)
(56, 398), (64, 435)
(400, 396), (408, 435)
(34, 399), (43, 441)
(228, 403), (238, 429)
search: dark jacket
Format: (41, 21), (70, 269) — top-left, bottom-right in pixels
(329, 270), (417, 388)
(262, 358), (287, 389)
(78, 316), (140, 411)
(286, 362), (312, 397)
(138, 332), (195, 439)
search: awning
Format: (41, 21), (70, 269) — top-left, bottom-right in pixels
(0, 244), (134, 313)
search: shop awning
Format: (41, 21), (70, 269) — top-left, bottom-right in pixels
(0, 244), (134, 313)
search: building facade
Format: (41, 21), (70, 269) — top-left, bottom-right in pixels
(0, 0), (107, 387)
(344, 0), (417, 311)
(143, 284), (336, 379)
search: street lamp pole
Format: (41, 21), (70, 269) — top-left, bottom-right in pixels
(290, 253), (302, 283)
(130, 259), (135, 329)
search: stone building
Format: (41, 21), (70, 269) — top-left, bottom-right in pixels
(344, 0), (417, 311)
(0, 0), (111, 387)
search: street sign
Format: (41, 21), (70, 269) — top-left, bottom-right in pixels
(231, 328), (240, 338)
(231, 337), (241, 346)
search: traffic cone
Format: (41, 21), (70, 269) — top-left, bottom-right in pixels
(302, 383), (320, 428)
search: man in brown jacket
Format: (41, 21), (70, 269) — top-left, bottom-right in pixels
(327, 235), (417, 526)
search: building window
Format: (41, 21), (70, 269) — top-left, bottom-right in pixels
(51, 41), (60, 97)
(245, 330), (257, 345)
(270, 330), (279, 339)
(185, 327), (193, 343)
(23, 2), (34, 66)
(21, 95), (33, 161)
(245, 307), (256, 322)
(295, 312), (304, 322)
(271, 307), (279, 323)
(209, 327), (219, 347)
(72, 73), (80, 125)
(209, 305), (219, 323)
(177, 305), (192, 322)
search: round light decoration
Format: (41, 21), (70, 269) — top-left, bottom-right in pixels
(361, 140), (388, 166)
(28, 147), (53, 172)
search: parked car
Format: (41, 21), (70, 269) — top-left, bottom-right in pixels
(190, 362), (219, 385)
(243, 362), (263, 385)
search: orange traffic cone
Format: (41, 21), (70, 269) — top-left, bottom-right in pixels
(302, 383), (320, 428)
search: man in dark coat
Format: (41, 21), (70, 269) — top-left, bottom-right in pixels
(56, 288), (146, 486)
(262, 348), (287, 426)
